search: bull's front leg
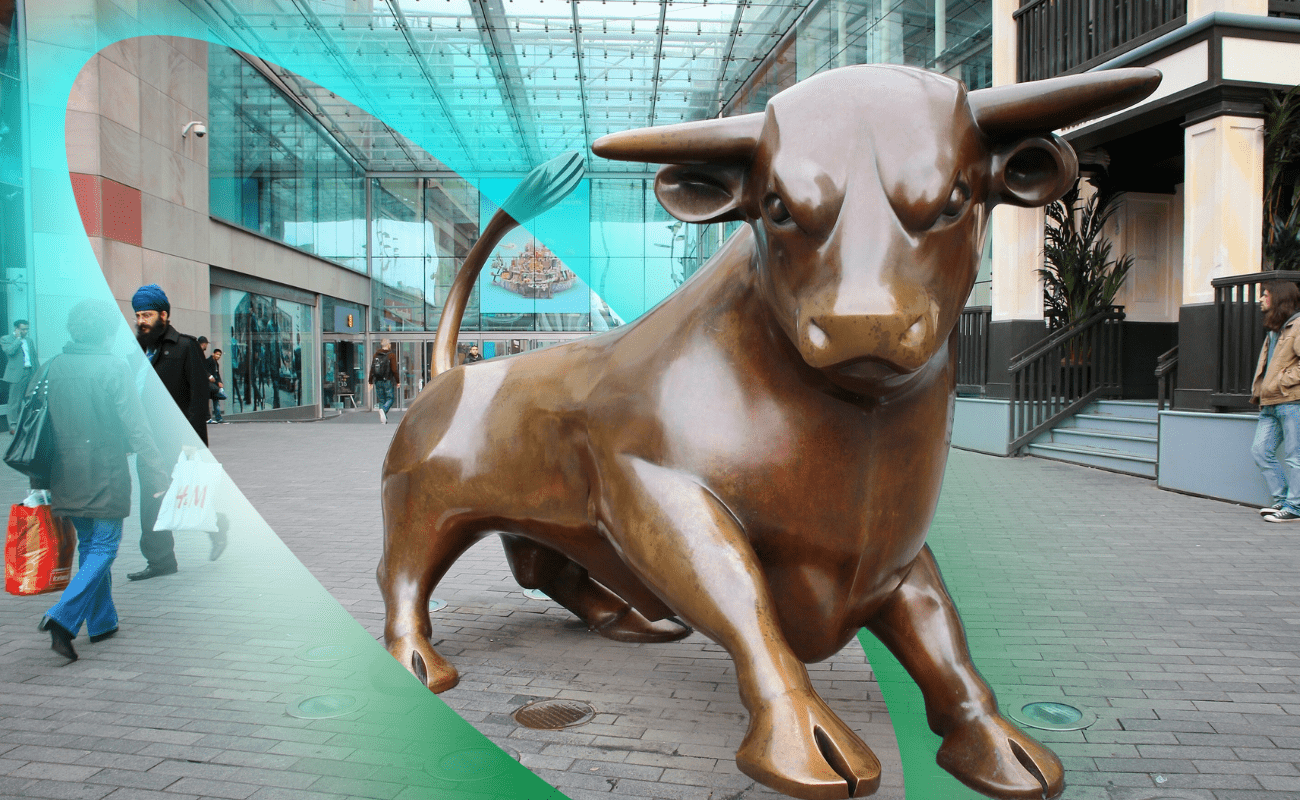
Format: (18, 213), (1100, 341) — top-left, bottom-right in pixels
(864, 546), (1064, 800)
(602, 456), (880, 799)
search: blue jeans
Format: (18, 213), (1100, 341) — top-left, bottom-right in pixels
(1253, 403), (1300, 514)
(44, 517), (122, 638)
(374, 380), (395, 414)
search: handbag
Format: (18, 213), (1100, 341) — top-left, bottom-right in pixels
(153, 451), (223, 533)
(3, 360), (55, 480)
(4, 495), (76, 596)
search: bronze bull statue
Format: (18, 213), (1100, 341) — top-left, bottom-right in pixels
(379, 64), (1160, 799)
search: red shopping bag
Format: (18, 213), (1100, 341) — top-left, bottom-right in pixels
(4, 503), (76, 595)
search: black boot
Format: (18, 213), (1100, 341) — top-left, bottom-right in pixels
(38, 617), (78, 661)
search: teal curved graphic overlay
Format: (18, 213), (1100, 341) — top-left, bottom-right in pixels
(20, 3), (1061, 798)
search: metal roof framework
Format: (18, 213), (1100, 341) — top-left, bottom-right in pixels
(185, 0), (817, 175)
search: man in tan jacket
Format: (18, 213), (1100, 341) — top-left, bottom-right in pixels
(1250, 280), (1300, 522)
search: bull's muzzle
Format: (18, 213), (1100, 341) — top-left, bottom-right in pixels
(800, 297), (942, 377)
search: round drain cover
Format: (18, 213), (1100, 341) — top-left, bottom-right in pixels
(432, 747), (513, 781)
(1008, 701), (1095, 731)
(512, 699), (595, 730)
(286, 692), (367, 719)
(522, 588), (549, 600)
(428, 598), (447, 611)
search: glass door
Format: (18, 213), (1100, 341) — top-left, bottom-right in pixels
(322, 339), (363, 409)
(395, 340), (419, 409)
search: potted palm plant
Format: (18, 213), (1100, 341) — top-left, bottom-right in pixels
(1264, 85), (1300, 271)
(1039, 180), (1133, 392)
(1040, 180), (1133, 328)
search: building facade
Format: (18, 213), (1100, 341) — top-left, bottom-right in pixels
(4, 0), (994, 420)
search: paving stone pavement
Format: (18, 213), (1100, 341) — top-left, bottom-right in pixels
(2, 411), (1299, 800)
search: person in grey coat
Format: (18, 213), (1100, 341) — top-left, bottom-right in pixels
(1, 319), (37, 433)
(35, 300), (169, 661)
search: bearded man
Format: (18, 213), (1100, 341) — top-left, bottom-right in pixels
(128, 284), (225, 579)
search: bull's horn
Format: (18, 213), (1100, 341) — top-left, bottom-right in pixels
(970, 67), (1161, 138)
(592, 112), (765, 165)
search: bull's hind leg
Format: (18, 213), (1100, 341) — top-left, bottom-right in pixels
(500, 535), (691, 643)
(377, 476), (475, 693)
(864, 546), (1064, 800)
(602, 457), (879, 799)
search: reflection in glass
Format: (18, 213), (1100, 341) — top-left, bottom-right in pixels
(208, 45), (367, 272)
(210, 288), (316, 414)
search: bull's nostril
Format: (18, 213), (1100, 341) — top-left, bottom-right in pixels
(900, 318), (926, 348)
(807, 319), (829, 350)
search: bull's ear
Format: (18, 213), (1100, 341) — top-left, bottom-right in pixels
(654, 162), (749, 224)
(989, 134), (1079, 208)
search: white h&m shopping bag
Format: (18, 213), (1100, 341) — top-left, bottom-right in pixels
(153, 451), (223, 533)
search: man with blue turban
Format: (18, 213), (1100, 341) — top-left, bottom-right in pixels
(128, 284), (226, 579)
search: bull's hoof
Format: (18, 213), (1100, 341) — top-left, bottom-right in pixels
(387, 636), (459, 693)
(736, 689), (881, 799)
(592, 608), (693, 643)
(936, 714), (1064, 800)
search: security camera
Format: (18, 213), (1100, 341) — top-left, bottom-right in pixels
(194, 125), (206, 138)
(182, 121), (207, 139)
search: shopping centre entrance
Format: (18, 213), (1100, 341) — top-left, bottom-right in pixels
(326, 333), (590, 412)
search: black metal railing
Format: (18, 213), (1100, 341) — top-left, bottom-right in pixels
(1008, 305), (1125, 452)
(1211, 271), (1300, 410)
(1015, 0), (1187, 82)
(956, 306), (992, 395)
(1155, 345), (1178, 411)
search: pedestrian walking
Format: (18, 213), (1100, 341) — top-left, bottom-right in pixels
(129, 284), (226, 579)
(1251, 280), (1300, 523)
(36, 300), (169, 660)
(369, 339), (398, 424)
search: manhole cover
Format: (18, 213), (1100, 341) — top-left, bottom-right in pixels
(522, 588), (549, 600)
(428, 598), (447, 611)
(1007, 700), (1095, 731)
(512, 699), (595, 730)
(286, 692), (367, 719)
(429, 747), (514, 782)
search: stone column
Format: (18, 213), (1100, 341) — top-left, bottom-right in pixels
(982, 0), (1049, 397)
(1182, 115), (1264, 305)
(1187, 0), (1268, 20)
(1173, 112), (1265, 409)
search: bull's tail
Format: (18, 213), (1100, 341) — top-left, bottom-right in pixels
(431, 151), (585, 377)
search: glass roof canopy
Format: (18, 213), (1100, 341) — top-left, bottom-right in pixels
(188, 0), (816, 176)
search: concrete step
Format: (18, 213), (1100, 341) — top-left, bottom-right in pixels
(1025, 441), (1158, 479)
(1047, 427), (1158, 459)
(1090, 399), (1159, 421)
(1062, 412), (1158, 437)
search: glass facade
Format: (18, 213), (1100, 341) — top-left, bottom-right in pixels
(210, 287), (317, 413)
(196, 0), (997, 402)
(0, 0), (27, 414)
(726, 0), (993, 114)
(208, 46), (367, 273)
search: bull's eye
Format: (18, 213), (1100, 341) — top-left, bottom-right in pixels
(939, 181), (971, 222)
(763, 194), (794, 227)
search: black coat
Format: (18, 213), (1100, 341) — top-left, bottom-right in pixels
(145, 325), (210, 445)
(42, 343), (169, 519)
